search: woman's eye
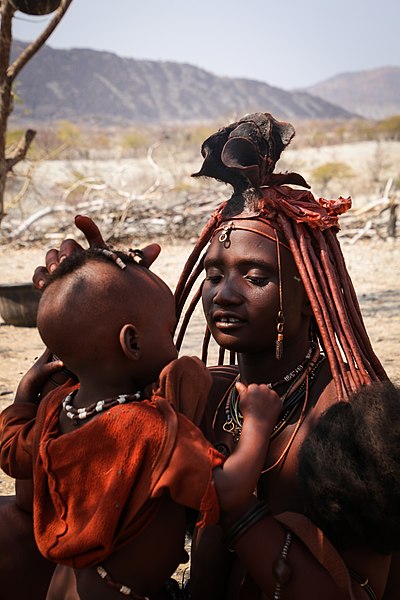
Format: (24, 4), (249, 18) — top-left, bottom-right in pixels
(205, 271), (222, 283)
(244, 275), (269, 286)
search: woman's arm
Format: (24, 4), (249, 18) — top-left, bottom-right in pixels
(383, 552), (400, 599)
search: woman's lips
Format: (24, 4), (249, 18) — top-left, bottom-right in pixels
(212, 314), (244, 330)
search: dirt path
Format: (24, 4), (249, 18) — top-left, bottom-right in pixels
(1, 238), (399, 495)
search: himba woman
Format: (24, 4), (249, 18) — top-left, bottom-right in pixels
(1, 112), (399, 600)
(172, 112), (398, 599)
(33, 112), (399, 599)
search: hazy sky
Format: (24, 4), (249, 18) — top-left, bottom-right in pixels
(11, 0), (400, 90)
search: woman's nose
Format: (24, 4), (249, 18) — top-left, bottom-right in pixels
(213, 278), (241, 306)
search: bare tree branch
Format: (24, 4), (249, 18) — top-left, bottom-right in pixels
(0, 2), (16, 134)
(0, 0), (73, 224)
(7, 0), (74, 81)
(0, 2), (15, 79)
(5, 128), (36, 170)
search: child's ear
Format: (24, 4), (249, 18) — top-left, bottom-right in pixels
(119, 324), (140, 360)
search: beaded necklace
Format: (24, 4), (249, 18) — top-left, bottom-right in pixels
(62, 390), (141, 424)
(223, 344), (323, 443)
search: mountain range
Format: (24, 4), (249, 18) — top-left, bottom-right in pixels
(303, 66), (400, 120)
(10, 41), (400, 125)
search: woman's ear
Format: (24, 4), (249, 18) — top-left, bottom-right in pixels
(119, 324), (141, 361)
(301, 295), (314, 317)
(293, 271), (313, 317)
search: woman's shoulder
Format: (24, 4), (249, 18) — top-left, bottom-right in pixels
(208, 365), (239, 406)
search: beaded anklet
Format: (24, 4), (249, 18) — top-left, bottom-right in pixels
(221, 501), (271, 551)
(96, 565), (149, 599)
(273, 530), (292, 600)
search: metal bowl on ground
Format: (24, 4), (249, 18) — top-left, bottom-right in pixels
(0, 282), (41, 327)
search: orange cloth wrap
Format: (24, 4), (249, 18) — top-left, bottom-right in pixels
(0, 357), (225, 568)
(0, 402), (37, 478)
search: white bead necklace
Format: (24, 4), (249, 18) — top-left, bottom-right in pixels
(62, 389), (141, 423)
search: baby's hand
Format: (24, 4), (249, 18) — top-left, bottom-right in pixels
(14, 348), (64, 405)
(236, 381), (281, 429)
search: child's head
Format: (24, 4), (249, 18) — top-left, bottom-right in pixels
(299, 380), (400, 554)
(37, 248), (178, 388)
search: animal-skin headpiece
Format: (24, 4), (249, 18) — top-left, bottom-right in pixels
(192, 112), (310, 193)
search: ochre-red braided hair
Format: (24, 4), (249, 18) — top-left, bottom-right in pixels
(174, 113), (387, 400)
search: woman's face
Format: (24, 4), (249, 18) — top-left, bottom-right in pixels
(202, 223), (310, 356)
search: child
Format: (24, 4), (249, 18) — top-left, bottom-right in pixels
(0, 247), (281, 599)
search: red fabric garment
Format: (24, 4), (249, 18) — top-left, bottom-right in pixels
(212, 184), (352, 232)
(259, 185), (351, 230)
(0, 357), (225, 568)
(0, 401), (38, 479)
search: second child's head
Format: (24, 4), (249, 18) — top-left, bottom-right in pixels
(299, 380), (400, 555)
(37, 248), (178, 388)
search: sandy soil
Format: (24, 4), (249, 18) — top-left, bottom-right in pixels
(1, 237), (399, 495)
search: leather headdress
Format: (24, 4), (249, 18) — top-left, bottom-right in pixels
(192, 112), (310, 193)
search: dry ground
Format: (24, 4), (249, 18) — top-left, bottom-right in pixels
(1, 237), (399, 496)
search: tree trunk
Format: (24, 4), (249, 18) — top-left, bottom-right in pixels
(0, 1), (15, 225)
(0, 0), (74, 226)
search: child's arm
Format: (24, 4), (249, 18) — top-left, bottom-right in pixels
(13, 348), (64, 405)
(212, 381), (281, 514)
(0, 349), (64, 478)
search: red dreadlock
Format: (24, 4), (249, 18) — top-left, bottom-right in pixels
(174, 113), (387, 400)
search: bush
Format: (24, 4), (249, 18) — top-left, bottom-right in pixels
(376, 116), (400, 141)
(56, 120), (81, 146)
(122, 131), (149, 151)
(311, 161), (354, 195)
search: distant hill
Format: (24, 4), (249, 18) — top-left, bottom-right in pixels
(303, 67), (400, 119)
(10, 40), (355, 125)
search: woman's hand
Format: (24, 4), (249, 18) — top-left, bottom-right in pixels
(14, 349), (64, 405)
(32, 215), (107, 289)
(32, 215), (162, 288)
